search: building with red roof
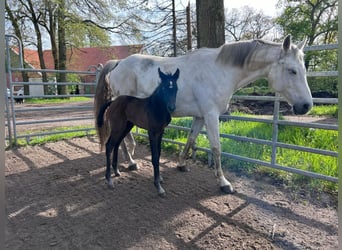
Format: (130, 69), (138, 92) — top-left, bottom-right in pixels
(7, 44), (144, 94)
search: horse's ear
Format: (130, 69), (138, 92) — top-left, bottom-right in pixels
(283, 35), (291, 51)
(174, 68), (180, 79)
(297, 37), (307, 51)
(158, 67), (165, 79)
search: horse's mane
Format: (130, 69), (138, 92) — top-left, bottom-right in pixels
(216, 39), (279, 68)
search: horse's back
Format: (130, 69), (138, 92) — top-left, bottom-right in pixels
(109, 54), (173, 98)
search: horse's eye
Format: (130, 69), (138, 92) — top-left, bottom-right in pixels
(288, 69), (297, 75)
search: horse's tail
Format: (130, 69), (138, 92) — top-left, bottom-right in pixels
(96, 100), (113, 151)
(94, 60), (120, 151)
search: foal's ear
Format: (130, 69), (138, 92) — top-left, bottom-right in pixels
(173, 68), (180, 80)
(283, 35), (291, 51)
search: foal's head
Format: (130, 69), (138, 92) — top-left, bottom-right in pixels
(156, 67), (180, 113)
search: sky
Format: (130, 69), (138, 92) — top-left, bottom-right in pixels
(180, 0), (280, 17)
(223, 0), (279, 17)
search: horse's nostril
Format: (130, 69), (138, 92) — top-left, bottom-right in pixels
(303, 103), (309, 111)
(294, 102), (312, 115)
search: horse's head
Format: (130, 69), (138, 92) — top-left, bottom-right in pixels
(158, 67), (180, 113)
(268, 35), (313, 115)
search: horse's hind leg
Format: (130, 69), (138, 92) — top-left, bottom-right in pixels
(121, 135), (138, 170)
(177, 117), (204, 172)
(126, 132), (136, 156)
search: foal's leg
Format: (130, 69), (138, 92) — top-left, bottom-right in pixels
(114, 123), (135, 175)
(204, 114), (234, 194)
(105, 136), (115, 188)
(177, 117), (205, 172)
(149, 130), (165, 196)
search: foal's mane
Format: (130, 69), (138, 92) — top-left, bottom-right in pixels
(216, 39), (279, 68)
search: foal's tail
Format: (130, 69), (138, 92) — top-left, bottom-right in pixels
(94, 60), (120, 151)
(96, 101), (113, 151)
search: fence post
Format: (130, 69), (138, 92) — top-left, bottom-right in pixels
(271, 94), (280, 165)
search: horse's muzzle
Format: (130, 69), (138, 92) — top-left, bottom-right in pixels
(293, 102), (312, 115)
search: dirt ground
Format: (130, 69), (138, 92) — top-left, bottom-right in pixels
(5, 136), (338, 249)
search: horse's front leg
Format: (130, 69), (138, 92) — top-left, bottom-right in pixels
(148, 130), (165, 196)
(204, 114), (234, 194)
(177, 117), (204, 172)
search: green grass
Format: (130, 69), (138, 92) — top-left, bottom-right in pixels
(309, 104), (338, 117)
(24, 96), (92, 104)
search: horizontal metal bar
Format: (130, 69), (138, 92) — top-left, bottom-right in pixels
(11, 68), (97, 74)
(220, 151), (338, 183)
(304, 44), (338, 51)
(13, 94), (95, 99)
(16, 116), (93, 126)
(277, 120), (337, 130)
(231, 95), (338, 105)
(222, 115), (274, 124)
(312, 98), (338, 104)
(307, 71), (338, 77)
(276, 141), (337, 157)
(219, 133), (273, 146)
(11, 81), (96, 86)
(14, 106), (93, 112)
(16, 127), (95, 139)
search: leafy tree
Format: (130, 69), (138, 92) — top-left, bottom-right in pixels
(276, 0), (338, 96)
(276, 0), (338, 45)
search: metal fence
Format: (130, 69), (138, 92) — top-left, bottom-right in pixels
(5, 34), (338, 183)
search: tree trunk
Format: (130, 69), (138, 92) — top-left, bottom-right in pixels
(26, 0), (48, 95)
(57, 0), (67, 95)
(196, 0), (225, 48)
(48, 3), (58, 95)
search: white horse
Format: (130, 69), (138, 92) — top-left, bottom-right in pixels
(94, 35), (313, 194)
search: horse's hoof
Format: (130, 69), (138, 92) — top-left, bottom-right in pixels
(220, 185), (235, 194)
(177, 165), (190, 172)
(114, 171), (121, 177)
(159, 192), (166, 198)
(128, 163), (139, 171)
(107, 179), (114, 189)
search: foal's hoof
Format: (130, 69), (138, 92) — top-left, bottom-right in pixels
(177, 165), (190, 172)
(158, 190), (166, 197)
(157, 186), (166, 197)
(220, 185), (235, 194)
(128, 163), (139, 171)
